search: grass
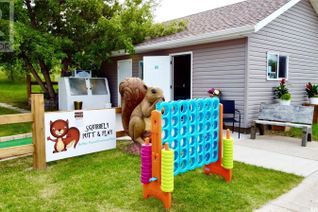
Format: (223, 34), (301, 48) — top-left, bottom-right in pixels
(0, 142), (303, 211)
(0, 107), (32, 137)
(0, 78), (42, 109)
(269, 123), (318, 141)
(0, 71), (35, 137)
(0, 70), (57, 109)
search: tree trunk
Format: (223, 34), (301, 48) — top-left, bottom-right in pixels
(39, 59), (56, 100)
(61, 53), (72, 76)
(9, 69), (14, 82)
(25, 0), (37, 27)
(21, 54), (48, 94)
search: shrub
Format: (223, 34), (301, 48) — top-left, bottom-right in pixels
(274, 79), (291, 99)
(281, 93), (291, 100)
(305, 82), (318, 98)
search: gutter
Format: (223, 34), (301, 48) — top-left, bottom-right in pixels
(111, 25), (255, 57)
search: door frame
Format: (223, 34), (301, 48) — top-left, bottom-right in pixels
(169, 51), (193, 100)
(117, 59), (132, 106)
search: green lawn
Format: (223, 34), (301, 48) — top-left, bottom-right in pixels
(0, 71), (54, 109)
(0, 78), (43, 109)
(0, 72), (37, 137)
(269, 123), (318, 141)
(0, 142), (303, 211)
(0, 107), (32, 137)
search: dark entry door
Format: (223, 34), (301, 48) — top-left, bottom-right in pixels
(173, 54), (191, 100)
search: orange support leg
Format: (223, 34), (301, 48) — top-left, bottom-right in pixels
(204, 162), (232, 182)
(143, 182), (172, 209)
(142, 111), (172, 209)
(204, 104), (233, 182)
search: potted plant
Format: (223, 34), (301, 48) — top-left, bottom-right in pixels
(274, 79), (292, 105)
(305, 82), (318, 105)
(208, 88), (222, 98)
(280, 93), (292, 105)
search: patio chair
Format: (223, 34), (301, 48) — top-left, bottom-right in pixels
(220, 100), (241, 138)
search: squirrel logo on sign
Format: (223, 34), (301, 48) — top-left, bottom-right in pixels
(47, 119), (80, 153)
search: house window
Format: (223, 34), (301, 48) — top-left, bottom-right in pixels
(267, 52), (288, 80)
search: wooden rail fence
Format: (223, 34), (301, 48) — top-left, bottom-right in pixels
(0, 94), (126, 169)
(0, 94), (46, 169)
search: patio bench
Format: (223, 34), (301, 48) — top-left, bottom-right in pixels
(250, 103), (314, 147)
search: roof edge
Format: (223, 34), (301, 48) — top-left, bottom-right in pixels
(112, 0), (318, 57)
(254, 0), (302, 32)
(111, 25), (254, 57)
(310, 0), (318, 14)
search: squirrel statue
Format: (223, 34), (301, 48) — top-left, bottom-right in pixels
(119, 78), (165, 145)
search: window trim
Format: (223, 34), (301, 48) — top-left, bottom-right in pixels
(266, 52), (289, 81)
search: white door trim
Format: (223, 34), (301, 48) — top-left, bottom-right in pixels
(117, 59), (132, 106)
(169, 51), (193, 100)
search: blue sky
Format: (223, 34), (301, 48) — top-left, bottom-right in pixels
(154, 0), (246, 22)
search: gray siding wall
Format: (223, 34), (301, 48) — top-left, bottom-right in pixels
(247, 0), (318, 127)
(101, 56), (141, 106)
(102, 39), (248, 127)
(191, 40), (247, 128)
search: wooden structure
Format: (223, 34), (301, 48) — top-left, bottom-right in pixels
(0, 94), (46, 169)
(26, 75), (58, 101)
(303, 103), (318, 123)
(251, 103), (314, 147)
(0, 96), (126, 166)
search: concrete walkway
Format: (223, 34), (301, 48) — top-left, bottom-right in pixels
(257, 170), (318, 212)
(233, 133), (318, 211)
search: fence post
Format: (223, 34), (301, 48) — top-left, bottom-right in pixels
(26, 75), (31, 101)
(31, 94), (46, 170)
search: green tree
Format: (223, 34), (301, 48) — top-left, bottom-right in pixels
(0, 0), (185, 103)
(0, 60), (25, 81)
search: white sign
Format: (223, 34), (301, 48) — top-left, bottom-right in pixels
(45, 109), (116, 162)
